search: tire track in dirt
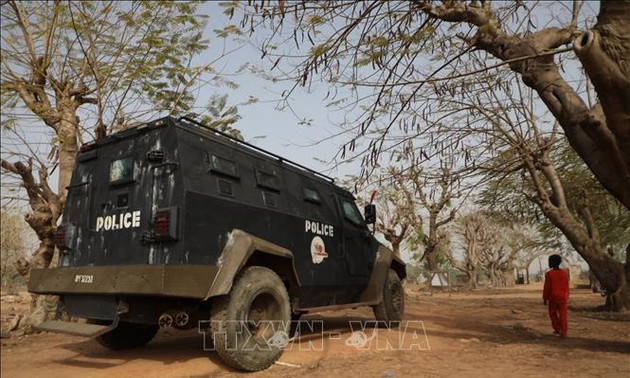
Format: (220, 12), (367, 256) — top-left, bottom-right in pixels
(2, 285), (628, 378)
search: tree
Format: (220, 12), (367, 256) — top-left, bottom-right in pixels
(478, 135), (630, 308)
(0, 211), (36, 293)
(448, 212), (489, 289)
(235, 0), (630, 310)
(198, 94), (243, 140)
(479, 139), (630, 258)
(509, 231), (548, 286)
(448, 211), (543, 288)
(453, 74), (630, 309)
(478, 221), (538, 288)
(376, 167), (422, 257)
(377, 211), (411, 259)
(0, 1), (233, 327)
(399, 159), (462, 271)
(239, 0), (630, 208)
(353, 154), (462, 264)
(1, 1), (215, 277)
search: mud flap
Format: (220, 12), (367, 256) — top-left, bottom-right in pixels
(36, 317), (119, 337)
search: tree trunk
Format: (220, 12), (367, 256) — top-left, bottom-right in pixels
(2, 104), (78, 331)
(391, 243), (400, 258)
(464, 268), (478, 290)
(464, 271), (473, 288)
(381, 225), (406, 259)
(488, 265), (501, 287)
(526, 269), (530, 285)
(499, 269), (514, 287)
(417, 1), (630, 209)
(604, 273), (630, 312)
(23, 107), (79, 328)
(541, 203), (629, 311)
(457, 235), (479, 290)
(423, 216), (440, 271)
(0, 161), (59, 277)
(592, 244), (630, 312)
(387, 236), (402, 258)
(15, 239), (57, 331)
(573, 1), (630, 204)
(518, 145), (629, 311)
(57, 107), (79, 204)
(16, 241), (54, 278)
(425, 244), (438, 271)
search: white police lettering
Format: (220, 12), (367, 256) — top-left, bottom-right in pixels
(305, 220), (334, 237)
(96, 211), (141, 232)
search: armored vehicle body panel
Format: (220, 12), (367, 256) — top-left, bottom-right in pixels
(29, 116), (406, 371)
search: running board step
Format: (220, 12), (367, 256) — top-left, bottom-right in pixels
(36, 319), (118, 337)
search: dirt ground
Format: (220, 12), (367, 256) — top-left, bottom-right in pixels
(1, 283), (629, 378)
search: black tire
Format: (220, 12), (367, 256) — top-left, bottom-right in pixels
(89, 320), (159, 350)
(372, 269), (405, 326)
(210, 266), (291, 372)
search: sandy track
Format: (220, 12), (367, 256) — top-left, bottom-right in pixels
(2, 284), (628, 378)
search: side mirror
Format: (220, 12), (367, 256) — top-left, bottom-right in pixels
(364, 204), (376, 224)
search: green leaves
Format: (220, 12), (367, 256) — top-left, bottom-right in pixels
(199, 94), (242, 140)
(307, 14), (325, 26)
(218, 0), (239, 18)
(310, 43), (331, 58)
(215, 25), (243, 38)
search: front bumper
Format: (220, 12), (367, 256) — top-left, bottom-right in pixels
(28, 264), (220, 299)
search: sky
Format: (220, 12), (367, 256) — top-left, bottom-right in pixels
(194, 2), (360, 183)
(192, 1), (599, 188)
(189, 2), (599, 270)
(1, 1), (601, 271)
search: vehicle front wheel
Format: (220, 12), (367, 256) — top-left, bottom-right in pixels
(372, 269), (404, 326)
(210, 266), (291, 371)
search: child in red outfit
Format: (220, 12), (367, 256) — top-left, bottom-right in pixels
(543, 254), (570, 337)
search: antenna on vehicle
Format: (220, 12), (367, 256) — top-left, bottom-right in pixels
(365, 190), (378, 234)
(369, 190), (378, 204)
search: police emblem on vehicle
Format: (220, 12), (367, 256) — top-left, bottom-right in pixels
(310, 236), (328, 264)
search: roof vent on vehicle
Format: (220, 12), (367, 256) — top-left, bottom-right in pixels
(146, 150), (164, 163)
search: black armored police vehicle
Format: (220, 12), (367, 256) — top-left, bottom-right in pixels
(28, 116), (406, 371)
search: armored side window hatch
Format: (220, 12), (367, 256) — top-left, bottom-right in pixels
(342, 200), (364, 226)
(262, 191), (277, 208)
(109, 156), (135, 185)
(303, 187), (321, 204)
(255, 169), (280, 192)
(217, 179), (234, 197)
(208, 154), (239, 179)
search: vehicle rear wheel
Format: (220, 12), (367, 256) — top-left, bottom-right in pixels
(89, 320), (158, 350)
(372, 269), (404, 326)
(210, 266), (291, 371)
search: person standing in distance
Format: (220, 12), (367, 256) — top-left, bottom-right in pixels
(543, 254), (570, 337)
